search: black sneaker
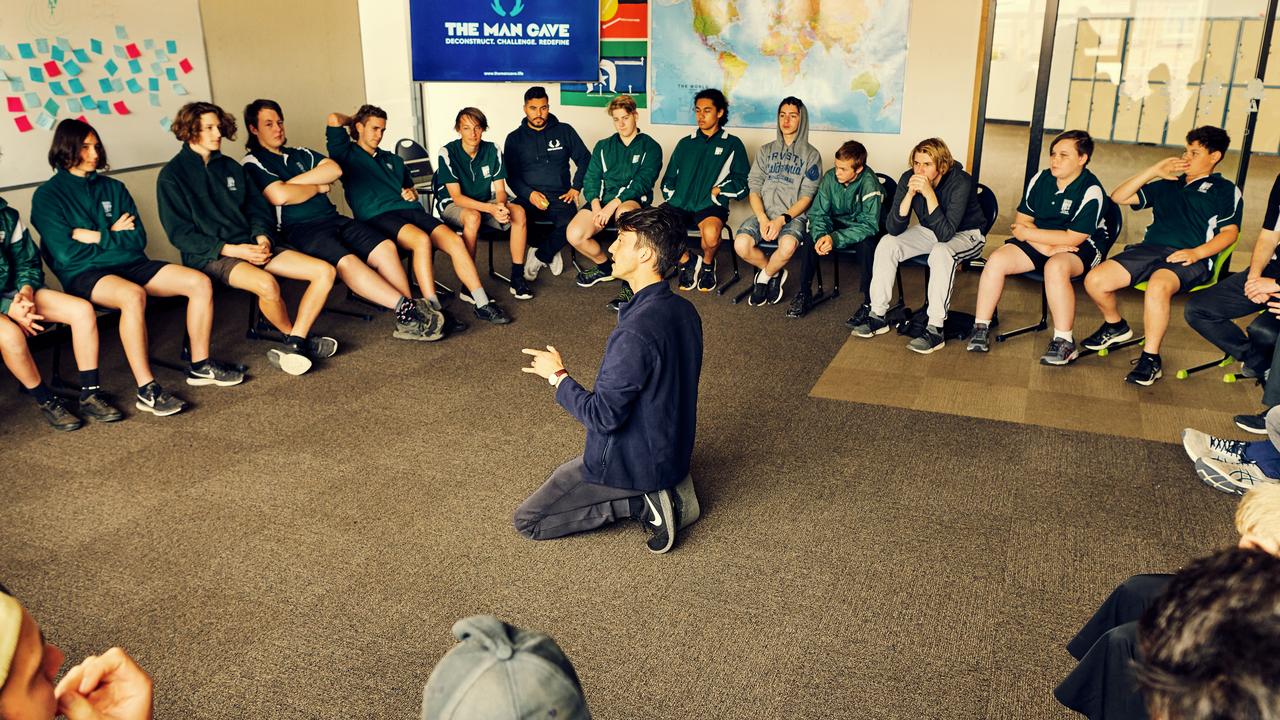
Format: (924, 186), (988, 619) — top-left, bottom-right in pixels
(767, 269), (788, 304)
(38, 397), (83, 431)
(509, 277), (535, 301)
(440, 306), (468, 335)
(1234, 412), (1268, 435)
(748, 277), (769, 306)
(78, 391), (123, 422)
(678, 256), (701, 291)
(1082, 321), (1134, 351)
(907, 326), (946, 354)
(785, 290), (812, 318)
(575, 266), (613, 287)
(966, 323), (991, 353)
(851, 313), (890, 338)
(641, 489), (677, 554)
(303, 336), (339, 359)
(186, 359), (246, 387)
(845, 302), (871, 329)
(697, 260), (718, 292)
(135, 382), (186, 417)
(1125, 354), (1163, 386)
(475, 302), (512, 325)
(606, 284), (634, 313)
(267, 346), (313, 376)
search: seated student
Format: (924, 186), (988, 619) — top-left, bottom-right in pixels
(1054, 484), (1280, 720)
(788, 140), (883, 320)
(966, 130), (1107, 364)
(1084, 126), (1242, 386)
(31, 119), (240, 417)
(327, 105), (510, 328)
(1, 194), (122, 430)
(565, 94), (662, 290)
(433, 107), (531, 299)
(504, 86), (591, 287)
(852, 137), (986, 354)
(1228, 303), (1280, 434)
(157, 101), (336, 375)
(661, 88), (749, 293)
(1136, 547), (1280, 720)
(0, 583), (154, 720)
(1183, 172), (1280, 384)
(1183, 406), (1280, 494)
(735, 96), (821, 306)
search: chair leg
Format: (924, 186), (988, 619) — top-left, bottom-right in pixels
(995, 288), (1049, 342)
(716, 227), (741, 296)
(48, 330), (79, 394)
(1177, 352), (1234, 380)
(487, 236), (511, 283)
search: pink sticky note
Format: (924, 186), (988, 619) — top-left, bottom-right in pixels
(125, 43), (141, 59)
(112, 100), (130, 115)
(76, 115), (87, 122)
(14, 115), (33, 132)
(6, 97), (22, 112)
(179, 58), (193, 74)
(43, 60), (62, 78)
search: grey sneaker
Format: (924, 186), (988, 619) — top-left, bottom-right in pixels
(267, 346), (313, 376)
(1039, 337), (1080, 366)
(851, 313), (890, 338)
(1195, 456), (1280, 496)
(907, 326), (946, 354)
(38, 397), (83, 431)
(672, 474), (701, 531)
(549, 250), (564, 276)
(966, 323), (991, 352)
(135, 382), (186, 417)
(78, 391), (123, 422)
(474, 301), (512, 325)
(575, 266), (613, 287)
(186, 359), (245, 387)
(522, 247), (546, 281)
(1181, 428), (1249, 464)
(394, 306), (444, 342)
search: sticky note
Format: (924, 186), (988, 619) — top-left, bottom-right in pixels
(80, 95), (95, 108)
(127, 59), (141, 74)
(149, 92), (160, 107)
(155, 50), (169, 62)
(111, 79), (123, 92)
(18, 43), (35, 59)
(172, 82), (189, 96)
(104, 59), (118, 76)
(165, 68), (177, 82)
(68, 79), (84, 94)
(97, 100), (110, 114)
(28, 67), (44, 83)
(115, 25), (128, 40)
(72, 48), (89, 63)
(113, 46), (127, 59)
(98, 78), (113, 93)
(179, 58), (193, 74)
(147, 77), (159, 92)
(49, 81), (66, 95)
(165, 40), (177, 54)
(43, 61), (61, 77)
(35, 111), (55, 129)
(126, 78), (142, 93)
(6, 96), (21, 112)
(0, 46), (12, 61)
(8, 78), (24, 92)
(159, 115), (171, 129)
(14, 115), (33, 132)
(44, 98), (59, 115)
(144, 39), (155, 50)
(24, 92), (38, 108)
(51, 46), (64, 61)
(113, 100), (130, 114)
(149, 62), (162, 74)
(56, 37), (71, 50)
(0, 69), (7, 82)
(67, 97), (81, 112)
(36, 39), (50, 54)
(90, 39), (103, 55)
(63, 60), (81, 77)
(125, 43), (140, 59)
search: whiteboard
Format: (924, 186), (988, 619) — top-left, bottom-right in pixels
(0, 0), (213, 189)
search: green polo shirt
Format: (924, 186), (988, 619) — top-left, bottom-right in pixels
(1017, 168), (1105, 234)
(243, 146), (339, 227)
(1133, 173), (1242, 250)
(433, 139), (505, 213)
(326, 125), (417, 221)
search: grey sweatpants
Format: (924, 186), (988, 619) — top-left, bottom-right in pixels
(513, 455), (642, 540)
(869, 224), (985, 328)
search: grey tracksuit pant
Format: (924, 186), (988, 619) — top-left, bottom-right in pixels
(869, 224), (985, 328)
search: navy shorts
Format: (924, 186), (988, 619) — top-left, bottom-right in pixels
(282, 216), (387, 265)
(1110, 244), (1211, 291)
(63, 259), (170, 300)
(1005, 238), (1100, 274)
(364, 207), (442, 240)
(665, 204), (729, 230)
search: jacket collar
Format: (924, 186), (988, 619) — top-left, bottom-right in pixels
(179, 143), (222, 167)
(617, 281), (671, 321)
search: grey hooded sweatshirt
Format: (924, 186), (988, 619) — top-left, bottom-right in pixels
(746, 103), (823, 219)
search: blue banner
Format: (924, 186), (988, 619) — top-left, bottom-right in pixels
(409, 0), (600, 82)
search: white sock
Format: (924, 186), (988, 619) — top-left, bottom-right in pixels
(471, 287), (490, 307)
(757, 270), (773, 283)
(1054, 329), (1073, 342)
(974, 317), (991, 326)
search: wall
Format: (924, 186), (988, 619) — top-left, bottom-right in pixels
(359, 0), (986, 228)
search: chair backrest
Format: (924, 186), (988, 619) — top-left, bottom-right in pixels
(1205, 240), (1237, 288)
(975, 183), (998, 236)
(1095, 197), (1123, 259)
(875, 172), (896, 237)
(395, 138), (433, 186)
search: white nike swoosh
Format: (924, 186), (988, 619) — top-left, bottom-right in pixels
(644, 495), (663, 527)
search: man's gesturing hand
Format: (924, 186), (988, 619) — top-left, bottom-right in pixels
(54, 647), (153, 720)
(521, 345), (565, 380)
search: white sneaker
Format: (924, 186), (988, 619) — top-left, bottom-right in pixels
(1181, 428), (1248, 464)
(1195, 456), (1280, 496)
(549, 250), (564, 276)
(523, 247), (546, 281)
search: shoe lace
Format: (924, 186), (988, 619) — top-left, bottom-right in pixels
(1209, 436), (1247, 456)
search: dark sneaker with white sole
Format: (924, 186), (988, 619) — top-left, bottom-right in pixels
(78, 391), (123, 422)
(1234, 412), (1268, 435)
(38, 397), (82, 431)
(186, 359), (246, 387)
(697, 260), (718, 292)
(303, 336), (338, 359)
(439, 306), (469, 334)
(851, 313), (890, 338)
(641, 488), (678, 554)
(1125, 354), (1162, 386)
(475, 302), (512, 325)
(966, 323), (991, 352)
(748, 278), (769, 306)
(509, 277), (535, 301)
(785, 290), (812, 318)
(845, 302), (871, 329)
(607, 284), (634, 313)
(1082, 320), (1133, 351)
(907, 327), (946, 354)
(267, 347), (313, 376)
(575, 267), (613, 287)
(1039, 337), (1079, 366)
(135, 382), (185, 417)
(1195, 456), (1279, 496)
(678, 256), (701, 291)
(767, 269), (787, 304)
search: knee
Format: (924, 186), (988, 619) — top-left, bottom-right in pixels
(317, 262), (337, 286)
(461, 209), (481, 232)
(0, 320), (25, 352)
(1083, 270), (1108, 294)
(1043, 257), (1075, 282)
(190, 273), (214, 300)
(927, 246), (954, 269)
(121, 284), (148, 313)
(254, 276), (282, 301)
(733, 235), (753, 257)
(64, 298), (97, 329)
(509, 205), (527, 226)
(776, 236), (799, 259)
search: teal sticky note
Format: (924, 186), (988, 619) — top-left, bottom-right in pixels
(98, 78), (113, 93)
(127, 59), (141, 74)
(18, 43), (35, 59)
(79, 94), (94, 108)
(172, 82), (188, 96)
(165, 67), (177, 82)
(67, 97), (81, 113)
(155, 50), (169, 62)
(72, 48), (89, 63)
(28, 67), (43, 83)
(9, 78), (25, 92)
(104, 59), (118, 76)
(147, 77), (159, 92)
(159, 115), (171, 129)
(24, 92), (39, 107)
(44, 98), (59, 115)
(149, 62), (161, 74)
(68, 78), (84, 93)
(148, 92), (160, 107)
(113, 46), (126, 59)
(0, 69), (6, 82)
(144, 39), (155, 50)
(165, 40), (177, 54)
(110, 78), (123, 92)
(35, 111), (55, 130)
(63, 60), (81, 76)
(0, 45), (12, 61)
(126, 78), (142, 93)
(56, 37), (70, 50)
(51, 46), (64, 61)
(97, 100), (110, 114)
(90, 39), (103, 55)
(49, 81), (66, 95)
(115, 25), (128, 40)
(36, 39), (50, 54)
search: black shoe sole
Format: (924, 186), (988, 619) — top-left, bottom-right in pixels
(1124, 370), (1163, 386)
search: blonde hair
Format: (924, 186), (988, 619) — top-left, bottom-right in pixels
(607, 94), (637, 116)
(909, 137), (953, 176)
(1236, 484), (1280, 543)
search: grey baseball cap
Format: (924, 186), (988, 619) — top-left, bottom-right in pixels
(422, 615), (591, 720)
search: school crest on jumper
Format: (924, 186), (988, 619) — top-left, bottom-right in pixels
(1198, 182), (1212, 193)
(226, 177), (237, 191)
(1061, 199), (1073, 214)
(101, 200), (113, 217)
(482, 166), (492, 178)
(548, 139), (563, 151)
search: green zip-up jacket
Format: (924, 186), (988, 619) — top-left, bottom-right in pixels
(157, 144), (276, 269)
(809, 166), (884, 249)
(0, 197), (43, 313)
(660, 127), (749, 212)
(30, 169), (149, 285)
(582, 132), (663, 206)
(326, 125), (417, 221)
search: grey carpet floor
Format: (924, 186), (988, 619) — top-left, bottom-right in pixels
(0, 258), (1239, 719)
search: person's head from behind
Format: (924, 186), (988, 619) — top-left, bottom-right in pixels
(422, 615), (589, 720)
(0, 584), (64, 720)
(244, 98), (286, 153)
(47, 119), (107, 175)
(1048, 130), (1093, 180)
(171, 101), (237, 156)
(1236, 484), (1280, 556)
(910, 137), (952, 184)
(607, 94), (638, 138)
(454, 107), (488, 150)
(609, 205), (682, 284)
(693, 88), (727, 133)
(777, 96), (803, 139)
(833, 140), (867, 185)
(1135, 547), (1280, 720)
(350, 104), (388, 152)
(1183, 126), (1230, 177)
(523, 86), (549, 130)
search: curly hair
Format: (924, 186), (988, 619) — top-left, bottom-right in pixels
(171, 101), (237, 143)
